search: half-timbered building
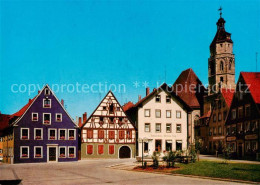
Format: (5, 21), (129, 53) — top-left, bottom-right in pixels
(81, 91), (136, 159)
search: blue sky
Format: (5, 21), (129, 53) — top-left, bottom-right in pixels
(0, 0), (259, 119)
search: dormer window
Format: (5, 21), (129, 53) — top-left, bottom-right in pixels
(56, 113), (62, 122)
(43, 113), (51, 124)
(45, 88), (50, 95)
(155, 95), (161, 102)
(43, 99), (51, 108)
(32, 113), (38, 121)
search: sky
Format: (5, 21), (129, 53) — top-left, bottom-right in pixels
(0, 0), (260, 119)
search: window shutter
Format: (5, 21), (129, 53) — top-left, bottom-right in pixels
(98, 130), (104, 139)
(109, 131), (115, 139)
(87, 145), (93, 154)
(98, 145), (104, 154)
(127, 130), (132, 139)
(87, 130), (93, 139)
(119, 131), (124, 139)
(109, 145), (114, 154)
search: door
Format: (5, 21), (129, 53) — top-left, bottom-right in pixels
(48, 147), (57, 162)
(119, 146), (131, 158)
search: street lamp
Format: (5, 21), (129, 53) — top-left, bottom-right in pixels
(138, 137), (148, 168)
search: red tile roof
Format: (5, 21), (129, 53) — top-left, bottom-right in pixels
(122, 101), (134, 112)
(220, 88), (235, 107)
(172, 68), (205, 109)
(11, 97), (36, 118)
(241, 72), (260, 104)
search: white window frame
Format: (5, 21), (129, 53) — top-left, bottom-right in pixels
(155, 109), (161, 118)
(144, 123), (150, 132)
(176, 111), (181, 118)
(34, 128), (43, 140)
(44, 88), (50, 95)
(21, 128), (29, 140)
(20, 146), (29, 158)
(48, 129), (57, 140)
(68, 129), (76, 140)
(59, 146), (67, 158)
(34, 146), (43, 158)
(31, 112), (38, 121)
(68, 146), (76, 158)
(166, 110), (171, 118)
(43, 98), (52, 108)
(56, 113), (62, 122)
(166, 123), (172, 133)
(43, 113), (51, 125)
(59, 129), (67, 140)
(144, 109), (150, 117)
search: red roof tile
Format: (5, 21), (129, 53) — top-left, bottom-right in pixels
(11, 97), (36, 117)
(220, 88), (235, 107)
(241, 72), (260, 104)
(172, 68), (205, 109)
(122, 101), (134, 112)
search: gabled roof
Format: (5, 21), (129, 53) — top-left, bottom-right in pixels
(241, 72), (260, 104)
(11, 97), (37, 118)
(132, 83), (192, 111)
(122, 101), (134, 112)
(172, 68), (205, 109)
(220, 88), (235, 107)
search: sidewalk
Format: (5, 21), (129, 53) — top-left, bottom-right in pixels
(199, 154), (260, 164)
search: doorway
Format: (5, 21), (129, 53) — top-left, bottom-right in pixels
(48, 146), (58, 162)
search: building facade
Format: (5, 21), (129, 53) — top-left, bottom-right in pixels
(126, 83), (192, 157)
(0, 85), (79, 163)
(81, 91), (136, 159)
(226, 72), (260, 160)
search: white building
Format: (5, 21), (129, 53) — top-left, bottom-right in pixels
(125, 83), (192, 157)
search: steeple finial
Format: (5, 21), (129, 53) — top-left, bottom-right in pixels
(218, 6), (222, 18)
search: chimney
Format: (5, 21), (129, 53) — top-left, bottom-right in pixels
(138, 95), (141, 101)
(83, 112), (87, 123)
(78, 117), (82, 127)
(146, 87), (150, 96)
(29, 99), (31, 102)
(61, 99), (64, 106)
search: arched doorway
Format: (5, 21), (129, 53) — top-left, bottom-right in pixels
(119, 146), (131, 158)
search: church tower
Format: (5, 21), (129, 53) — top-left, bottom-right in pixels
(208, 8), (235, 95)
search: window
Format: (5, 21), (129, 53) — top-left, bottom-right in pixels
(45, 88), (50, 95)
(119, 131), (125, 139)
(144, 142), (149, 153)
(21, 128), (29, 140)
(166, 123), (171, 133)
(166, 140), (172, 151)
(155, 109), (161, 118)
(87, 145), (93, 155)
(49, 129), (56, 140)
(155, 123), (161, 132)
(87, 130), (93, 139)
(56, 113), (62, 122)
(223, 111), (227, 119)
(98, 145), (104, 155)
(20, 146), (29, 158)
(231, 109), (236, 120)
(108, 131), (115, 139)
(176, 124), (181, 133)
(144, 109), (150, 117)
(43, 98), (51, 108)
(43, 113), (51, 124)
(59, 129), (66, 140)
(213, 114), (216, 122)
(218, 113), (222, 121)
(229, 60), (232, 70)
(166, 95), (171, 103)
(209, 128), (212, 136)
(218, 101), (221, 109)
(109, 103), (114, 114)
(126, 130), (132, 139)
(68, 129), (76, 140)
(34, 146), (43, 158)
(218, 126), (222, 135)
(155, 95), (161, 102)
(98, 130), (104, 139)
(116, 107), (120, 111)
(238, 107), (243, 118)
(145, 123), (150, 132)
(68, 147), (76, 158)
(245, 105), (251, 117)
(103, 106), (106, 110)
(176, 140), (182, 150)
(166, 110), (171, 118)
(32, 113), (38, 121)
(176, 111), (181, 118)
(213, 127), (216, 135)
(34, 128), (43, 140)
(109, 145), (115, 155)
(59, 147), (66, 158)
(155, 140), (162, 152)
(245, 121), (250, 132)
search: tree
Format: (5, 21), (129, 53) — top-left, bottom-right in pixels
(163, 151), (177, 168)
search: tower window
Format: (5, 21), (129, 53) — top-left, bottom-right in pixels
(220, 61), (224, 71)
(220, 77), (224, 82)
(229, 60), (232, 70)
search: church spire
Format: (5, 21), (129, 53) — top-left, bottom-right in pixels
(217, 7), (225, 29)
